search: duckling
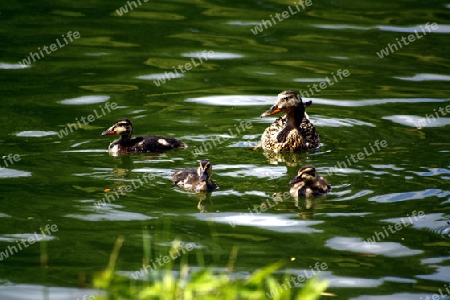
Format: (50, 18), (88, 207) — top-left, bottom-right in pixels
(171, 160), (218, 192)
(101, 119), (186, 155)
(260, 90), (320, 152)
(289, 165), (330, 197)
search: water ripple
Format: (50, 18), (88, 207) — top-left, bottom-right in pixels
(215, 164), (286, 179)
(137, 73), (184, 80)
(416, 266), (450, 282)
(186, 95), (273, 106)
(0, 63), (30, 69)
(315, 117), (375, 127)
(16, 131), (58, 137)
(329, 189), (374, 202)
(312, 98), (448, 107)
(312, 24), (450, 34)
(182, 51), (243, 59)
(326, 237), (423, 257)
(0, 284), (104, 300)
(325, 273), (383, 288)
(185, 95), (448, 107)
(382, 213), (444, 231)
(350, 293), (431, 300)
(59, 95), (110, 105)
(316, 212), (371, 217)
(394, 73), (450, 81)
(0, 168), (32, 178)
(375, 24), (450, 34)
(0, 233), (56, 242)
(65, 201), (154, 221)
(411, 168), (450, 177)
(312, 24), (370, 30)
(194, 213), (323, 233)
(369, 189), (446, 203)
(383, 115), (450, 127)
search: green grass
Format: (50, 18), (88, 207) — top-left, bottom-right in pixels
(92, 236), (328, 300)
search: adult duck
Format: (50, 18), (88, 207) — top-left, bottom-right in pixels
(260, 90), (320, 152)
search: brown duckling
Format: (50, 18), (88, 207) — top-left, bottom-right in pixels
(289, 165), (330, 197)
(101, 118), (186, 155)
(171, 159), (218, 192)
(260, 90), (320, 152)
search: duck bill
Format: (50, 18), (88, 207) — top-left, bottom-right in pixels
(260, 105), (283, 117)
(199, 171), (208, 182)
(289, 175), (302, 185)
(101, 125), (116, 136)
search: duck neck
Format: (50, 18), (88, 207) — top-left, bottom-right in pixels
(118, 133), (132, 144)
(206, 179), (216, 189)
(286, 105), (305, 128)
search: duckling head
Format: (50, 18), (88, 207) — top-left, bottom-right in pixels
(197, 159), (212, 182)
(289, 165), (316, 185)
(261, 90), (309, 118)
(102, 118), (133, 140)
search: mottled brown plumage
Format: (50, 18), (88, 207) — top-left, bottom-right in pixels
(172, 160), (218, 192)
(289, 165), (330, 198)
(101, 119), (186, 155)
(260, 91), (320, 152)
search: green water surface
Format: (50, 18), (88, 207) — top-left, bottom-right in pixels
(1, 0), (450, 299)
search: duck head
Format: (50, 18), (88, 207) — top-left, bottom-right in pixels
(289, 165), (316, 185)
(260, 90), (311, 118)
(197, 159), (213, 182)
(102, 119), (133, 141)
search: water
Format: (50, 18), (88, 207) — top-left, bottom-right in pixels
(1, 0), (449, 299)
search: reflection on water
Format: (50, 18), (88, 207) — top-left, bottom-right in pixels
(196, 213), (324, 233)
(326, 237), (423, 257)
(59, 95), (110, 105)
(185, 95), (274, 106)
(0, 63), (30, 69)
(0, 284), (103, 300)
(394, 73), (450, 81)
(16, 131), (58, 137)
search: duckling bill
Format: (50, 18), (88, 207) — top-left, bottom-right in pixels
(289, 165), (330, 197)
(171, 160), (218, 192)
(102, 118), (186, 155)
